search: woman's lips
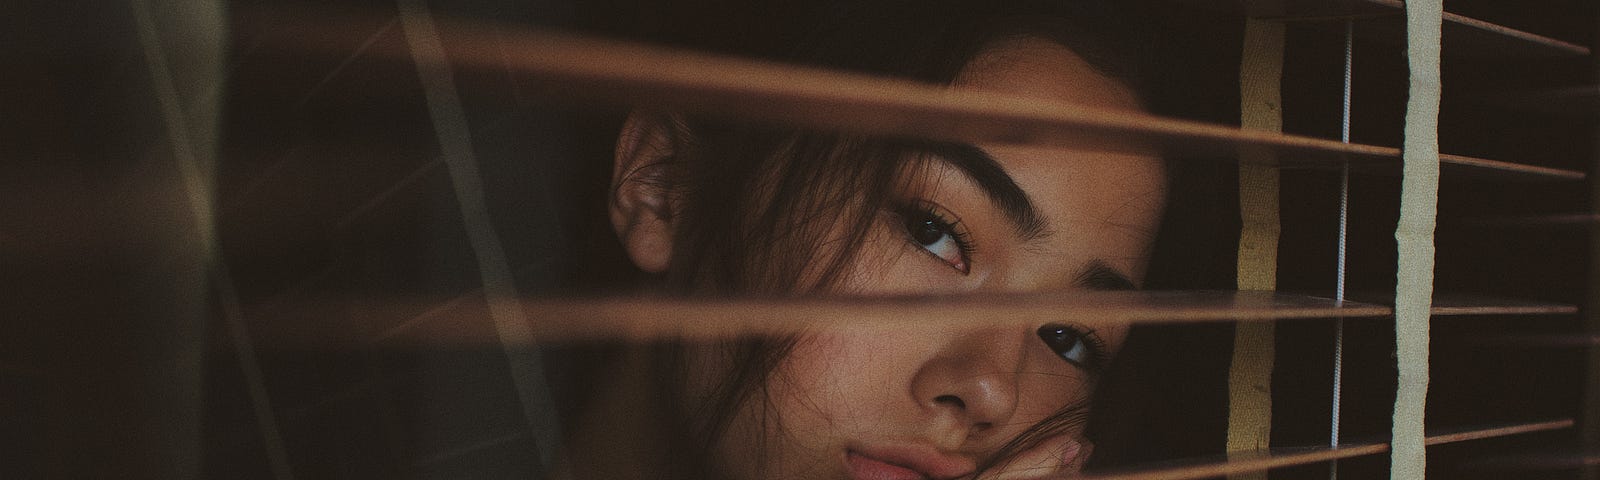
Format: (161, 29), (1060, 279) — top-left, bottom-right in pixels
(847, 453), (926, 480)
(846, 446), (975, 480)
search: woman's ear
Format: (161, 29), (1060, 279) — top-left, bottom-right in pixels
(609, 112), (681, 274)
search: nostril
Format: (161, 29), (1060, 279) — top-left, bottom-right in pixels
(934, 394), (966, 410)
(934, 394), (993, 432)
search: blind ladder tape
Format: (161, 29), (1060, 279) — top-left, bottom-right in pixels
(1229, 18), (1285, 480)
(1395, 1), (1442, 478)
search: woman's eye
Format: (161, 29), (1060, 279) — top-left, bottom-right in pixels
(901, 211), (969, 273)
(1037, 324), (1101, 369)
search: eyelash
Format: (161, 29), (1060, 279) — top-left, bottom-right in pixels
(1036, 323), (1109, 371)
(891, 201), (976, 274)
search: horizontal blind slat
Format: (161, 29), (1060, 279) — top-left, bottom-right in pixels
(223, 290), (1578, 348)
(1077, 419), (1575, 480)
(1176, 0), (1589, 57)
(243, 8), (1586, 181)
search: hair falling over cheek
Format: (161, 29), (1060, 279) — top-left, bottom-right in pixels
(643, 336), (801, 480)
(974, 397), (1096, 477)
(662, 130), (921, 295)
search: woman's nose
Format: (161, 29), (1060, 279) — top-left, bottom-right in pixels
(909, 327), (1025, 439)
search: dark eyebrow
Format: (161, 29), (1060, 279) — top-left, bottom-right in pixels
(920, 142), (1050, 241)
(1075, 261), (1138, 291)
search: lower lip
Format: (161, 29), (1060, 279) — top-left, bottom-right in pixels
(846, 451), (928, 480)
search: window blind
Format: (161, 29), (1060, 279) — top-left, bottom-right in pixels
(8, 0), (1591, 478)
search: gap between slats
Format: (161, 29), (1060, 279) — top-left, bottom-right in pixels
(1460, 213), (1600, 228)
(1462, 333), (1600, 348)
(1466, 451), (1600, 470)
(1491, 85), (1600, 118)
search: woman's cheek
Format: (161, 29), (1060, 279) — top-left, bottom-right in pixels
(774, 330), (911, 405)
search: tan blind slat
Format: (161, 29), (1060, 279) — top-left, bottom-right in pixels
(225, 291), (1578, 348)
(248, 9), (1585, 181)
(1188, 0), (1589, 57)
(1079, 419), (1574, 480)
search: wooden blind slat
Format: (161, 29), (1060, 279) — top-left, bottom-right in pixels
(1435, 154), (1584, 180)
(1418, 293), (1579, 316)
(224, 291), (1578, 348)
(1426, 3), (1590, 57)
(248, 9), (1586, 181)
(1077, 419), (1575, 480)
(426, 291), (1389, 345)
(1186, 0), (1589, 57)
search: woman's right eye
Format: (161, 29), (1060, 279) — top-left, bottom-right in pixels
(897, 206), (971, 274)
(1037, 324), (1107, 371)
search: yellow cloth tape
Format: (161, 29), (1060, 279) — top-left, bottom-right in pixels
(1395, 1), (1441, 478)
(1229, 19), (1283, 478)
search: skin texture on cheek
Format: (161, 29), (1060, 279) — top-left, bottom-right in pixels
(703, 336), (879, 480)
(715, 323), (1106, 480)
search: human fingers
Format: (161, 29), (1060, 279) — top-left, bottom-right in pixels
(980, 435), (1091, 480)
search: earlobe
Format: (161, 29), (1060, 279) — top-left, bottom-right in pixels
(610, 112), (681, 274)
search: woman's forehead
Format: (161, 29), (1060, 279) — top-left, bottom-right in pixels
(955, 36), (1141, 111)
(939, 36), (1165, 287)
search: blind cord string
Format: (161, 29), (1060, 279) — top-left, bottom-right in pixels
(132, 1), (296, 478)
(1331, 18), (1354, 480)
(398, 3), (564, 471)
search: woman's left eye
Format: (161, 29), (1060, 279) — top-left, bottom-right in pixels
(1037, 324), (1104, 369)
(899, 207), (970, 274)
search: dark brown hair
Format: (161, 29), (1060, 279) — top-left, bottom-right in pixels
(594, 1), (1149, 477)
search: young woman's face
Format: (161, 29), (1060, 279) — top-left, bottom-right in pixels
(700, 37), (1166, 480)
